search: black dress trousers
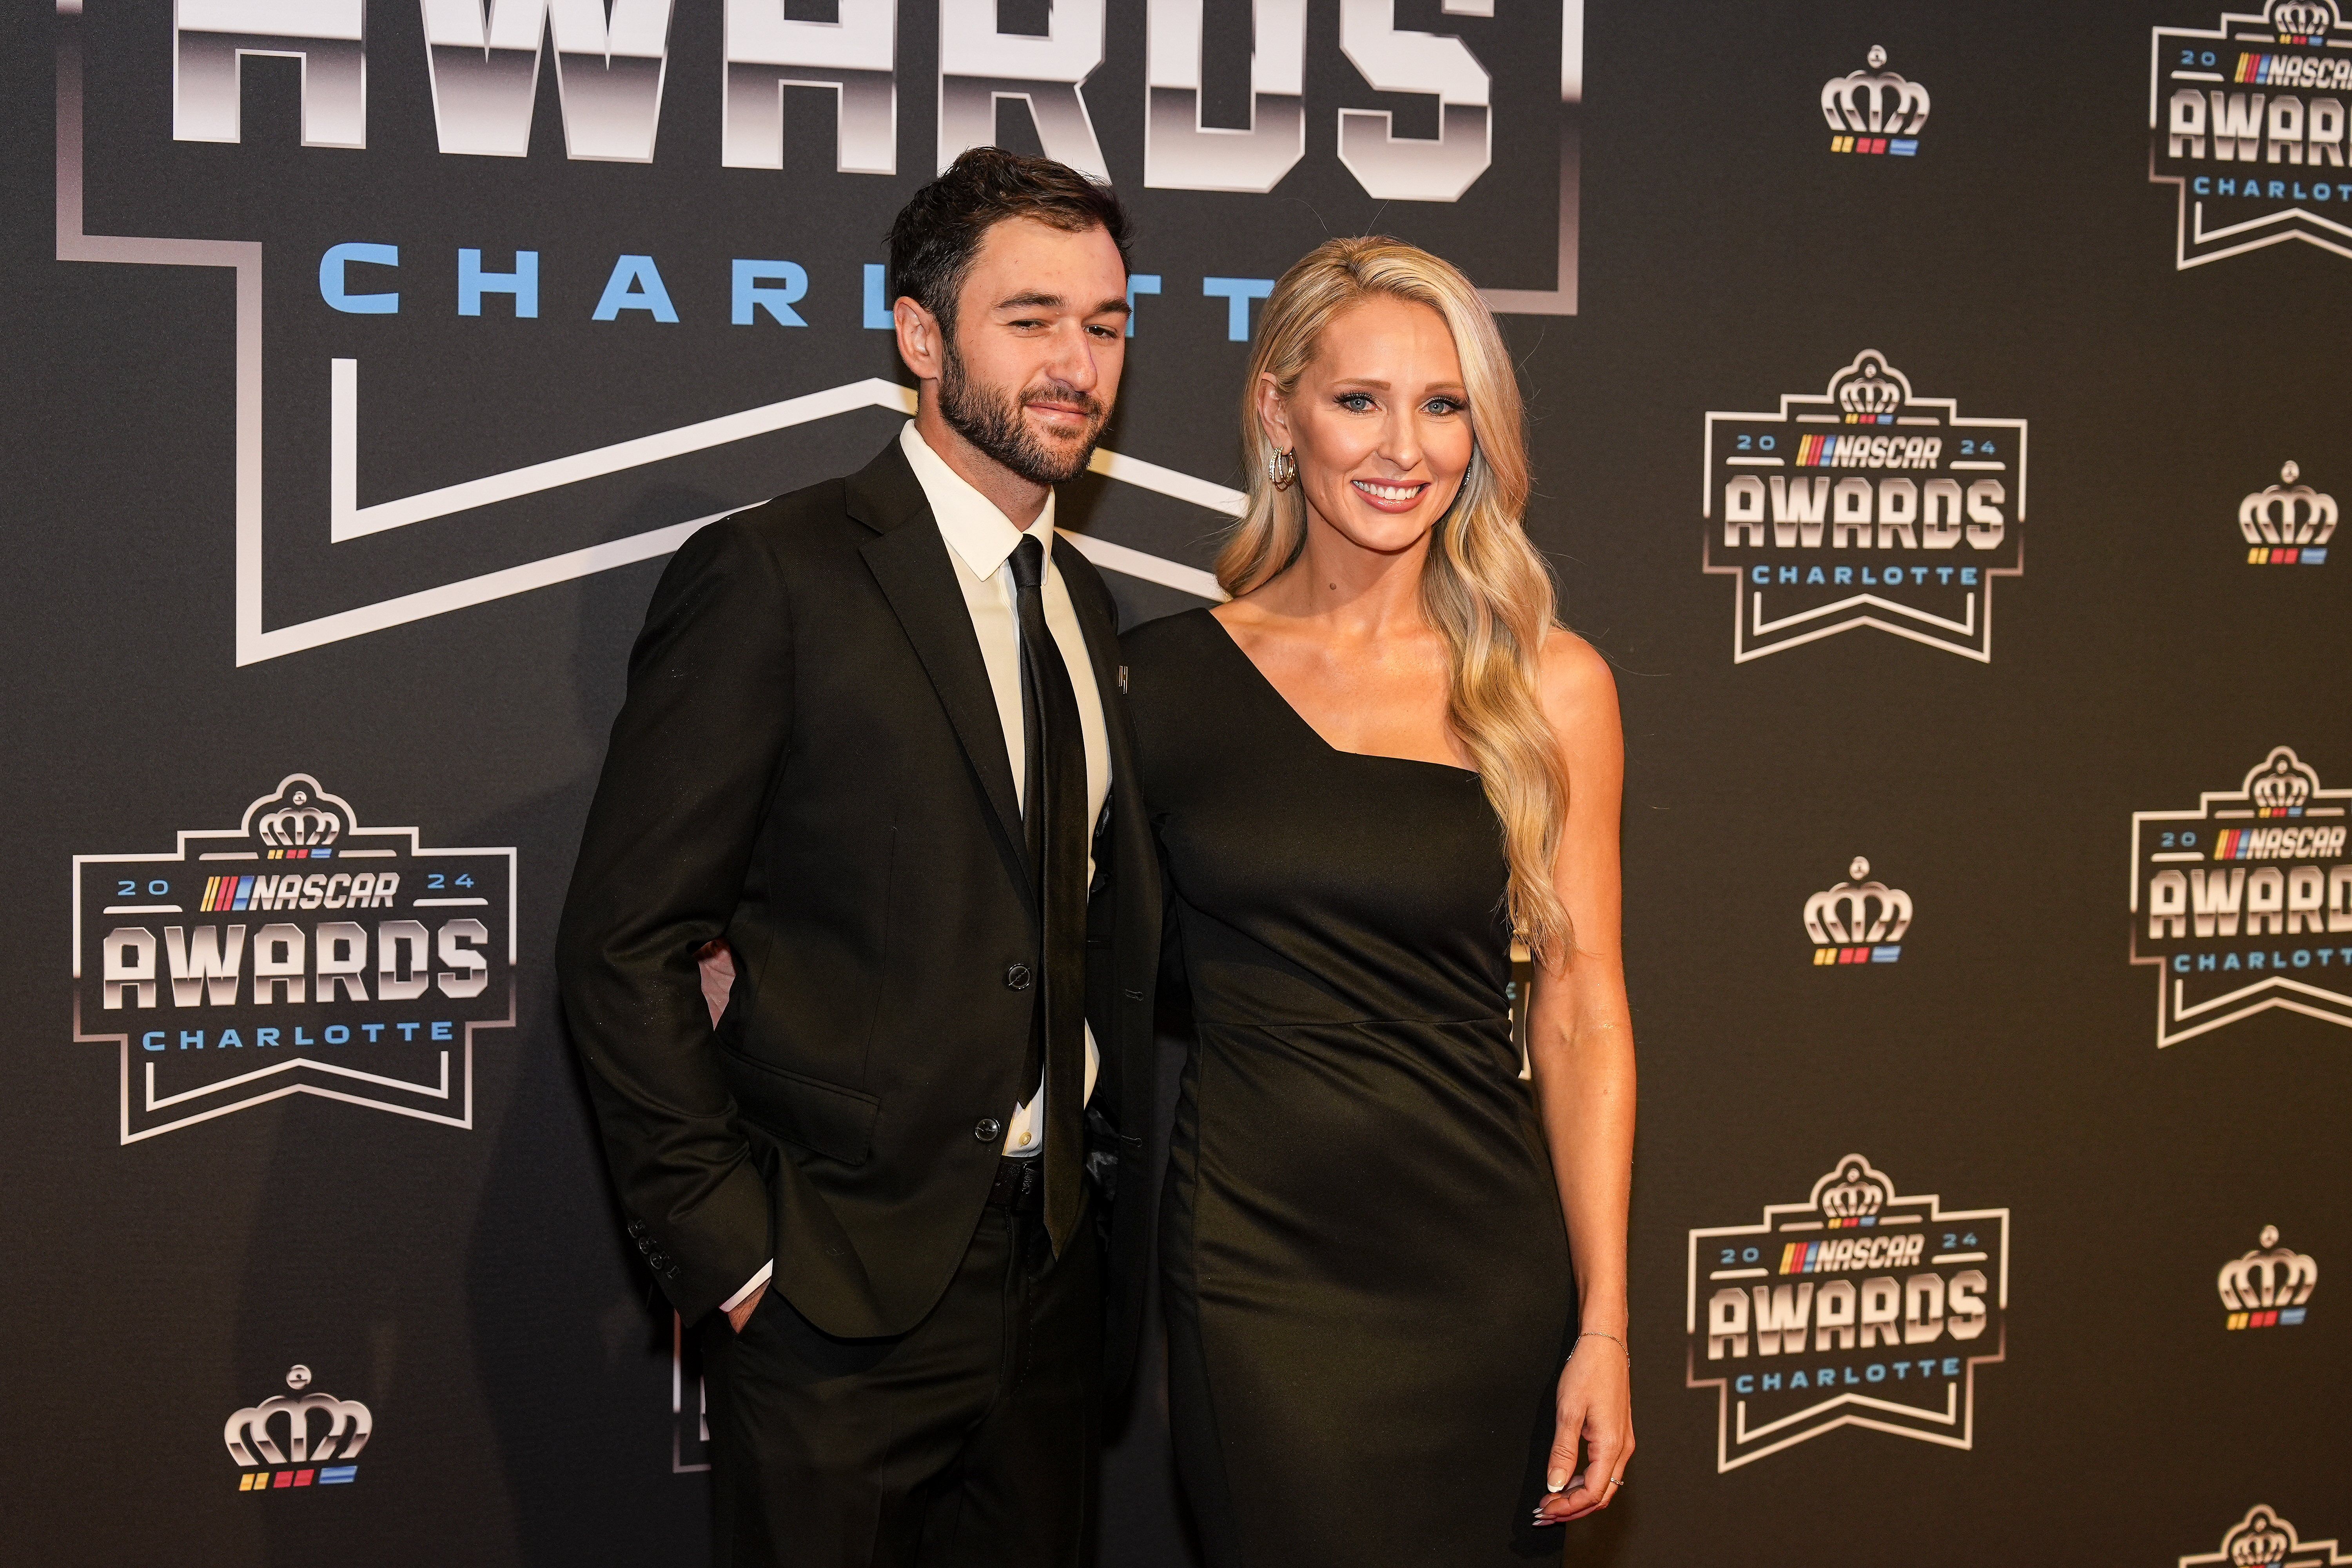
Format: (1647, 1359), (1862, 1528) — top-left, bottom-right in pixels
(700, 1186), (1102, 1568)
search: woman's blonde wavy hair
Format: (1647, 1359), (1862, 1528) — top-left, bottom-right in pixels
(1216, 236), (1573, 958)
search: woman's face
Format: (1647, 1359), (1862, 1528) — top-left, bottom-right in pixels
(1261, 294), (1474, 559)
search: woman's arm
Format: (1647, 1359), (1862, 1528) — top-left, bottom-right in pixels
(1525, 630), (1637, 1525)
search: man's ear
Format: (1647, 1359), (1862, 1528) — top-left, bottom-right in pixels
(895, 297), (943, 383)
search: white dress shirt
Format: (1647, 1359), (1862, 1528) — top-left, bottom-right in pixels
(723, 422), (1111, 1314)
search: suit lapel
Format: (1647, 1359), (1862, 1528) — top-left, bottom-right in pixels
(1058, 543), (1138, 826)
(851, 445), (1030, 885)
(1058, 547), (1156, 943)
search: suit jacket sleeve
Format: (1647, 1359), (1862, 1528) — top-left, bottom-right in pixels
(557, 515), (791, 1323)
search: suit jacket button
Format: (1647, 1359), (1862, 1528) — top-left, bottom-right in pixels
(1004, 964), (1032, 990)
(974, 1117), (1004, 1143)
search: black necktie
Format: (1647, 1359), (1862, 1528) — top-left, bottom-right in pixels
(1009, 535), (1088, 1251)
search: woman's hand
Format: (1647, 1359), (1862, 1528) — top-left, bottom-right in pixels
(1533, 1334), (1633, 1526)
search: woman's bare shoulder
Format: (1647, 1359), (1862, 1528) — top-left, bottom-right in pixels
(1208, 596), (1263, 631)
(1537, 626), (1619, 732)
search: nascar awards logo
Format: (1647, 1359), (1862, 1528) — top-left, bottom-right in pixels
(1702, 351), (2027, 662)
(1806, 857), (1911, 965)
(2220, 1224), (2319, 1328)
(1822, 46), (1929, 156)
(2149, 2), (2352, 267)
(2129, 746), (2352, 1047)
(2182, 1506), (2352, 1567)
(2241, 461), (2336, 564)
(224, 1364), (370, 1493)
(73, 775), (515, 1141)
(1685, 1154), (2008, 1471)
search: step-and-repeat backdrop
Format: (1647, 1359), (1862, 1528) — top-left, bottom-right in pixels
(5, 1), (2347, 1563)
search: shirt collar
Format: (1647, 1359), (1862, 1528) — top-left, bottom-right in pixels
(899, 421), (1056, 583)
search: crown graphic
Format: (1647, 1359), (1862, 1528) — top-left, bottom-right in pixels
(1824, 352), (1913, 423)
(2245, 747), (2320, 812)
(2239, 461), (2339, 546)
(2226, 1507), (2297, 1567)
(2270, 0), (2338, 40)
(242, 776), (348, 849)
(257, 802), (341, 848)
(1811, 1154), (1894, 1219)
(223, 1365), (373, 1468)
(1821, 48), (1931, 136)
(1804, 857), (1914, 946)
(2218, 1226), (2319, 1312)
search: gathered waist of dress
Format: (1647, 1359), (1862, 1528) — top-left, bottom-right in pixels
(1185, 1011), (1535, 1105)
(1194, 1010), (1511, 1031)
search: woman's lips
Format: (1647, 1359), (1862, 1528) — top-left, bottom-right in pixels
(1351, 477), (1429, 511)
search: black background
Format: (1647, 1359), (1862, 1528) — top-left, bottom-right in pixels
(3, 1), (2347, 1563)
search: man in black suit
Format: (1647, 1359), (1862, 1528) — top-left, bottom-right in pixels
(557, 149), (1160, 1567)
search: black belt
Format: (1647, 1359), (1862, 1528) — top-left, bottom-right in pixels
(986, 1155), (1047, 1213)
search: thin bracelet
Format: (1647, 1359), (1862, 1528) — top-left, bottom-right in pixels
(1572, 1330), (1629, 1361)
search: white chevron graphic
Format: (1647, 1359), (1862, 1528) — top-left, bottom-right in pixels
(323, 360), (1232, 655)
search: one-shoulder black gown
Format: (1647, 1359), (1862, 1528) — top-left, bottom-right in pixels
(1123, 608), (1573, 1566)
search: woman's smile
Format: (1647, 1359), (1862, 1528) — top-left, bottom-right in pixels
(1350, 477), (1431, 510)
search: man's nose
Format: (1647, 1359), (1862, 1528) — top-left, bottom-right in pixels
(1045, 320), (1102, 392)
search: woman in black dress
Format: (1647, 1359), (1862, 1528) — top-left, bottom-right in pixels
(1123, 238), (1636, 1565)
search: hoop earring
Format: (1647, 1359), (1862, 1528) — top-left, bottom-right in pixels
(1268, 447), (1297, 491)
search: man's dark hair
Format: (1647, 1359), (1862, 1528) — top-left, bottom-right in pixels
(886, 147), (1130, 338)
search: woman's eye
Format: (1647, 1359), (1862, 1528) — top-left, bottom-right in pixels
(1425, 397), (1465, 415)
(1338, 393), (1375, 412)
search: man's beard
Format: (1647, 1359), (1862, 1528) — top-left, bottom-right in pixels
(937, 337), (1109, 486)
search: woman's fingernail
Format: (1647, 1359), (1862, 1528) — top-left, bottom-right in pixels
(1546, 1473), (1566, 1492)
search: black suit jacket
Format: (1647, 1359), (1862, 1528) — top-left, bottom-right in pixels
(557, 439), (1161, 1390)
